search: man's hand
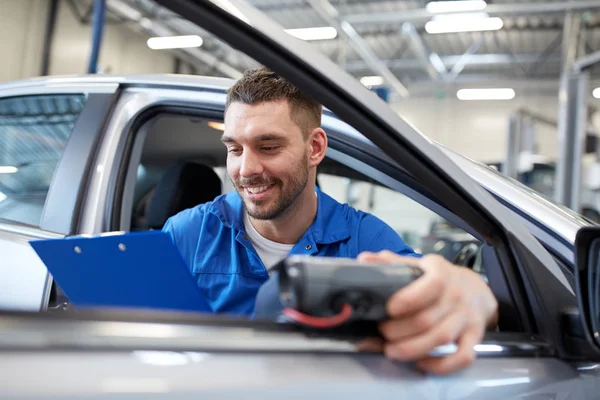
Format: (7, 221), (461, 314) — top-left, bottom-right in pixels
(356, 250), (498, 375)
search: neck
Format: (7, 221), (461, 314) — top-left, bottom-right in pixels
(248, 185), (317, 244)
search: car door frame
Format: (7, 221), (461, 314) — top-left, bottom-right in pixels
(94, 80), (592, 364)
(149, 0), (595, 362)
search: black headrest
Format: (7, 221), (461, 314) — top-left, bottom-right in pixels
(146, 162), (222, 229)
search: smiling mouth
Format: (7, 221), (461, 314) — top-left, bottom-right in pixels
(245, 185), (270, 194)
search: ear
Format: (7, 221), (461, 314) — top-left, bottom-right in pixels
(307, 127), (327, 168)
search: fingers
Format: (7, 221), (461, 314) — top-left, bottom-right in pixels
(379, 297), (453, 342)
(416, 324), (484, 375)
(356, 250), (489, 375)
(358, 251), (452, 318)
(383, 310), (467, 362)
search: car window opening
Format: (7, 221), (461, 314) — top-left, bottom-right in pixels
(108, 108), (523, 334)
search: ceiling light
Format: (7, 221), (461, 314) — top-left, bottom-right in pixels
(593, 87), (600, 99)
(426, 0), (487, 13)
(360, 76), (384, 87)
(425, 16), (503, 34)
(147, 35), (203, 50)
(457, 88), (515, 101)
(0, 166), (18, 174)
(208, 121), (225, 131)
(431, 12), (489, 21)
(284, 27), (337, 41)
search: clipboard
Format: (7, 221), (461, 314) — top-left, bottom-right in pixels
(29, 231), (211, 313)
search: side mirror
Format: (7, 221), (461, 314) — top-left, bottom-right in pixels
(574, 226), (600, 353)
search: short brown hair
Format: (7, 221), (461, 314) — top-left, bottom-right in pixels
(225, 66), (322, 138)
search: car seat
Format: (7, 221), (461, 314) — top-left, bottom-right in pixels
(145, 161), (222, 230)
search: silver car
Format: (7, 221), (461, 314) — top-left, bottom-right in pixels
(2, 0), (600, 398)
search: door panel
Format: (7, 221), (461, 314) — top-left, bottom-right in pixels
(0, 224), (62, 311)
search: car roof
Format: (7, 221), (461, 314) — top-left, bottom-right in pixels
(0, 74), (234, 92)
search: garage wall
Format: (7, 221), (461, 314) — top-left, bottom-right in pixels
(49, 2), (175, 76)
(0, 0), (175, 83)
(0, 0), (47, 82)
(391, 95), (600, 163)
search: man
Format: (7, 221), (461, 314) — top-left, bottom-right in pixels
(163, 67), (498, 375)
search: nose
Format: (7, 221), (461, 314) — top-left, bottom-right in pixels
(239, 149), (264, 178)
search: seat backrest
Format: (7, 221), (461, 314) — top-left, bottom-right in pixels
(146, 161), (222, 230)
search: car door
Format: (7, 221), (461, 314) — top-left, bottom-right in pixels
(145, 0), (600, 393)
(0, 81), (119, 311)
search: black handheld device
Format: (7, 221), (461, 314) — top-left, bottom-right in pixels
(274, 255), (423, 324)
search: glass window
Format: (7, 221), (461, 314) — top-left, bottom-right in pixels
(0, 94), (86, 226)
(318, 172), (482, 268)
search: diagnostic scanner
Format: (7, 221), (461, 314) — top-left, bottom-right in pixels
(274, 255), (423, 323)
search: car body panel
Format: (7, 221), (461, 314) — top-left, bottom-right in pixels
(0, 224), (62, 311)
(0, 352), (589, 400)
(0, 311), (594, 399)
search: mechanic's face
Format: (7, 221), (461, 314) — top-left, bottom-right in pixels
(223, 100), (313, 220)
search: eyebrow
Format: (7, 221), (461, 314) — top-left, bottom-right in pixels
(254, 134), (286, 142)
(220, 133), (287, 144)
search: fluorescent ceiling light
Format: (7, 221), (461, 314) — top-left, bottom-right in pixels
(360, 76), (384, 86)
(285, 27), (337, 41)
(208, 121), (225, 131)
(432, 12), (489, 21)
(593, 87), (600, 99)
(457, 88), (515, 100)
(425, 16), (503, 34)
(0, 166), (18, 174)
(426, 0), (487, 13)
(147, 35), (203, 50)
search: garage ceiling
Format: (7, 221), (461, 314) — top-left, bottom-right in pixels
(73, 0), (600, 97)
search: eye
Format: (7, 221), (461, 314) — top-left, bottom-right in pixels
(227, 147), (242, 155)
(262, 146), (280, 152)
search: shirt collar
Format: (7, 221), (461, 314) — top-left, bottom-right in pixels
(209, 188), (351, 244)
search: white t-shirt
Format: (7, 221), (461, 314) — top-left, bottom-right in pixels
(244, 212), (294, 275)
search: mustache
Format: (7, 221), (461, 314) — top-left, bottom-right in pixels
(235, 176), (276, 187)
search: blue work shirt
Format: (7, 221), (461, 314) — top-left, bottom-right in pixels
(163, 188), (419, 317)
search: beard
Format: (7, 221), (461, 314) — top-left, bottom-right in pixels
(234, 156), (310, 220)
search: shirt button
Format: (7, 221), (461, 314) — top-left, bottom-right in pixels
(305, 244), (312, 251)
